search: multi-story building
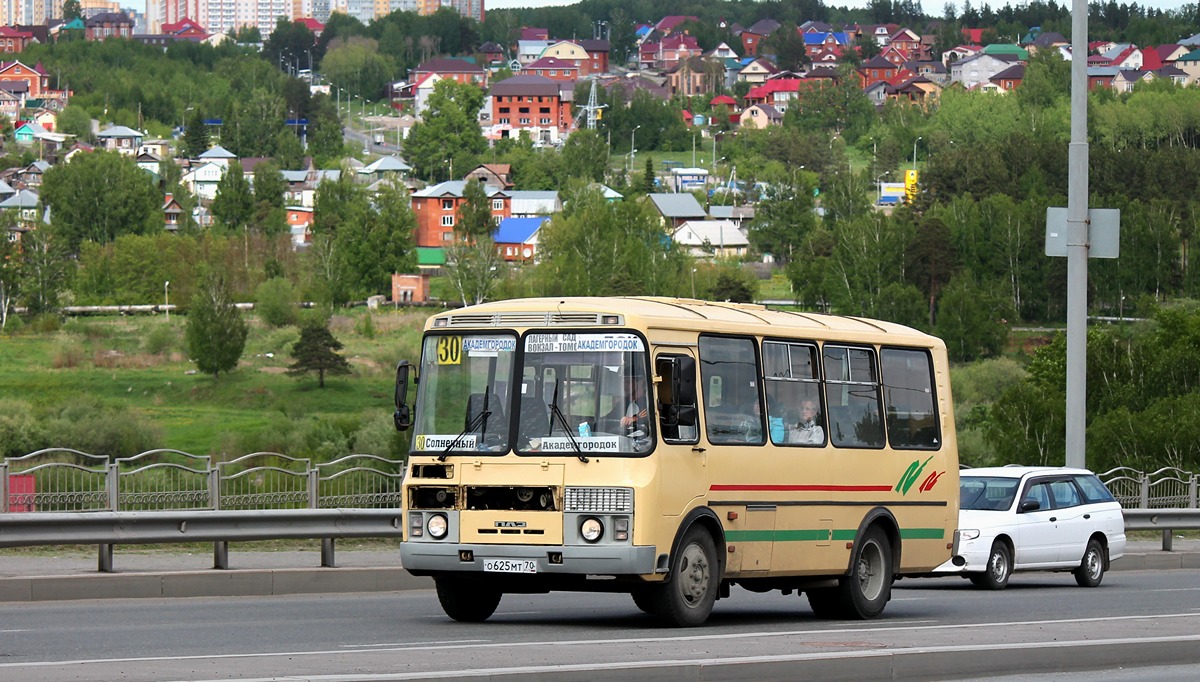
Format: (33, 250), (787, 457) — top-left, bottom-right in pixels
(411, 180), (510, 248)
(0, 26), (35, 54)
(489, 74), (573, 144)
(411, 0), (481, 20)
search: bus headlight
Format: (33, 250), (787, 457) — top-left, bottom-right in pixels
(580, 517), (604, 543)
(427, 513), (449, 539)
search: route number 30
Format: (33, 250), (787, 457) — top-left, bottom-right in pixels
(436, 336), (462, 365)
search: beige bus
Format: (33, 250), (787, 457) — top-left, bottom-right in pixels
(394, 297), (959, 626)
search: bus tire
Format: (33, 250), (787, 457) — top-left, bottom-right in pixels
(809, 526), (893, 620)
(652, 525), (719, 627)
(631, 587), (656, 615)
(840, 525), (893, 619)
(435, 577), (502, 623)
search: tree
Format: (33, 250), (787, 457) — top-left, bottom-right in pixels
(0, 228), (19, 328)
(321, 36), (396, 99)
(306, 93), (344, 165)
(404, 78), (488, 180)
(445, 179), (501, 305)
(287, 321), (351, 387)
(61, 0), (82, 20)
(252, 162), (288, 235)
(182, 108), (210, 159)
(560, 129), (608, 181)
(56, 106), (92, 142)
(211, 164), (255, 232)
(41, 151), (162, 254)
(185, 273), (248, 378)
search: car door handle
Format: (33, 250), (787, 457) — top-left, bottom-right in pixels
(1083, 514), (1090, 519)
(1049, 517), (1056, 522)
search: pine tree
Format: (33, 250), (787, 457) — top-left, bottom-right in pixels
(185, 274), (248, 378)
(641, 156), (656, 194)
(182, 109), (210, 159)
(287, 322), (352, 388)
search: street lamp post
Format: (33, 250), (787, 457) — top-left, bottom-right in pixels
(912, 136), (922, 170)
(630, 125), (641, 173)
(164, 281), (170, 322)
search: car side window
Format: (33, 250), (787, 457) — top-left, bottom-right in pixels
(1048, 480), (1082, 509)
(1022, 481), (1052, 511)
(1073, 474), (1116, 504)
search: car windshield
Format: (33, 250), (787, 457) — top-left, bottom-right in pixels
(411, 334), (517, 455)
(960, 476), (1021, 511)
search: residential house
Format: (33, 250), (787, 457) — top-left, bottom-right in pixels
(494, 216), (548, 261)
(0, 26), (36, 53)
(887, 27), (922, 59)
(136, 151), (162, 177)
(654, 33), (703, 70)
(508, 190), (560, 217)
(517, 40), (552, 66)
(654, 15), (698, 34)
(1157, 64), (1188, 86)
(286, 206), (313, 247)
(981, 44), (1029, 60)
(85, 12), (135, 40)
(12, 121), (39, 145)
(803, 31), (849, 60)
(520, 27), (550, 40)
(991, 64), (1025, 91)
(359, 156), (412, 182)
(905, 60), (949, 85)
(182, 161), (225, 200)
(0, 90), (19, 118)
(1111, 69), (1155, 93)
(575, 39), (610, 74)
(0, 60), (49, 99)
(163, 193), (183, 231)
(667, 56), (713, 97)
(1173, 49), (1200, 83)
(600, 73), (670, 103)
(737, 58), (778, 84)
(738, 18), (780, 57)
(648, 193), (706, 229)
(29, 109), (55, 132)
(707, 205), (755, 230)
(740, 103), (782, 129)
(672, 219), (748, 258)
(538, 41), (596, 76)
(196, 144), (236, 166)
(942, 44), (982, 66)
(950, 53), (1022, 89)
(411, 180), (510, 248)
(1026, 31), (1068, 55)
(15, 160), (49, 188)
(477, 41), (506, 68)
(489, 75), (573, 144)
(858, 56), (900, 88)
(96, 125), (144, 155)
(1152, 44), (1190, 65)
(0, 179), (14, 203)
(161, 18), (210, 39)
(464, 163), (513, 189)
(33, 130), (70, 156)
(1087, 66), (1119, 90)
(1106, 45), (1143, 70)
(743, 79), (801, 113)
(411, 72), (442, 117)
(410, 58), (487, 87)
(524, 56), (578, 82)
(0, 188), (41, 239)
(280, 168), (340, 209)
(707, 42), (739, 60)
(391, 273), (430, 303)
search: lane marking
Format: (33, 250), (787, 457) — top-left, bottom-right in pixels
(339, 640), (488, 649)
(4, 612), (1199, 669)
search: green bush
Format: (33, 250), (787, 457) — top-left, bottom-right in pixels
(355, 313), (377, 339)
(0, 399), (48, 458)
(51, 338), (87, 368)
(42, 401), (163, 459)
(255, 277), (299, 328)
(29, 314), (61, 334)
(143, 323), (176, 355)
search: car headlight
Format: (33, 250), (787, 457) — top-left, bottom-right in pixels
(427, 513), (448, 539)
(959, 529), (980, 541)
(580, 517), (604, 542)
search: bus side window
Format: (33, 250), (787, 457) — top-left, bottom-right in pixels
(881, 347), (939, 449)
(699, 335), (764, 445)
(823, 345), (884, 449)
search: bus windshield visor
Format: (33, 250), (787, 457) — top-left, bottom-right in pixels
(412, 334), (517, 455)
(515, 332), (652, 456)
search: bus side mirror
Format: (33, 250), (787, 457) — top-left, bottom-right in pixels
(394, 360), (414, 431)
(657, 355), (697, 427)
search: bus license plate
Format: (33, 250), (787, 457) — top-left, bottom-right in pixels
(483, 559), (538, 574)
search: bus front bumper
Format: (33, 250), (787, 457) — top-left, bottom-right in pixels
(401, 542), (659, 576)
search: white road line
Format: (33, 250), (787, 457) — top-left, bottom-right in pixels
(4, 612), (1199, 669)
(339, 640), (488, 649)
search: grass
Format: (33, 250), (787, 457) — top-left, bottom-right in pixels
(0, 309), (436, 456)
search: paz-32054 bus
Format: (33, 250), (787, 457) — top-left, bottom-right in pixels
(393, 297), (959, 626)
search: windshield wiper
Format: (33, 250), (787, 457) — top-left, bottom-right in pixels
(438, 388), (492, 462)
(549, 381), (588, 463)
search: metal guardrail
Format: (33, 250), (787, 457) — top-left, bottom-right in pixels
(1122, 509), (1200, 551)
(0, 508), (404, 571)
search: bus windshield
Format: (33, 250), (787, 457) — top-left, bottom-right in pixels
(515, 332), (653, 456)
(412, 333), (517, 455)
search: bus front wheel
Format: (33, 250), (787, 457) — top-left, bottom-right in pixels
(652, 526), (719, 627)
(435, 577), (502, 622)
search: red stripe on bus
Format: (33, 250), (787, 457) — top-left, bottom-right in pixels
(710, 484), (893, 492)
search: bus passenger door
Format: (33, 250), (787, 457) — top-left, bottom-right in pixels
(654, 350), (710, 537)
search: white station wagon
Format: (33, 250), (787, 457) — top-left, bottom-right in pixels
(935, 466), (1126, 589)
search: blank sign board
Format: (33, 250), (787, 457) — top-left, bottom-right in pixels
(1045, 207), (1120, 258)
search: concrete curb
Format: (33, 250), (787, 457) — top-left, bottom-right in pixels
(0, 548), (1193, 603)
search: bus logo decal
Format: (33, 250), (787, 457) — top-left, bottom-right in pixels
(495, 521), (527, 528)
(896, 456), (935, 495)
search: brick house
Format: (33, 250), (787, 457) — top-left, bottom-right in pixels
(0, 27), (35, 54)
(489, 75), (573, 144)
(85, 12), (135, 41)
(411, 180), (511, 248)
(0, 60), (49, 98)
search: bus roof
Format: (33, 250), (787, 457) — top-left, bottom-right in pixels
(425, 297), (943, 348)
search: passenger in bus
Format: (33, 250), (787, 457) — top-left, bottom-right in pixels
(788, 400), (825, 445)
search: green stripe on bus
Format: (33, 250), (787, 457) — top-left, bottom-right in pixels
(725, 528), (946, 542)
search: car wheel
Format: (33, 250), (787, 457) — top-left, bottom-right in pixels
(970, 541), (1012, 590)
(651, 525), (719, 627)
(808, 526), (893, 619)
(1074, 539), (1106, 587)
(434, 577), (502, 622)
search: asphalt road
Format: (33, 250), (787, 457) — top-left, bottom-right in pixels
(2, 568), (1199, 681)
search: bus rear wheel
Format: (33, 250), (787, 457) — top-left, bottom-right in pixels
(651, 526), (719, 627)
(434, 577), (502, 623)
(807, 526), (893, 619)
